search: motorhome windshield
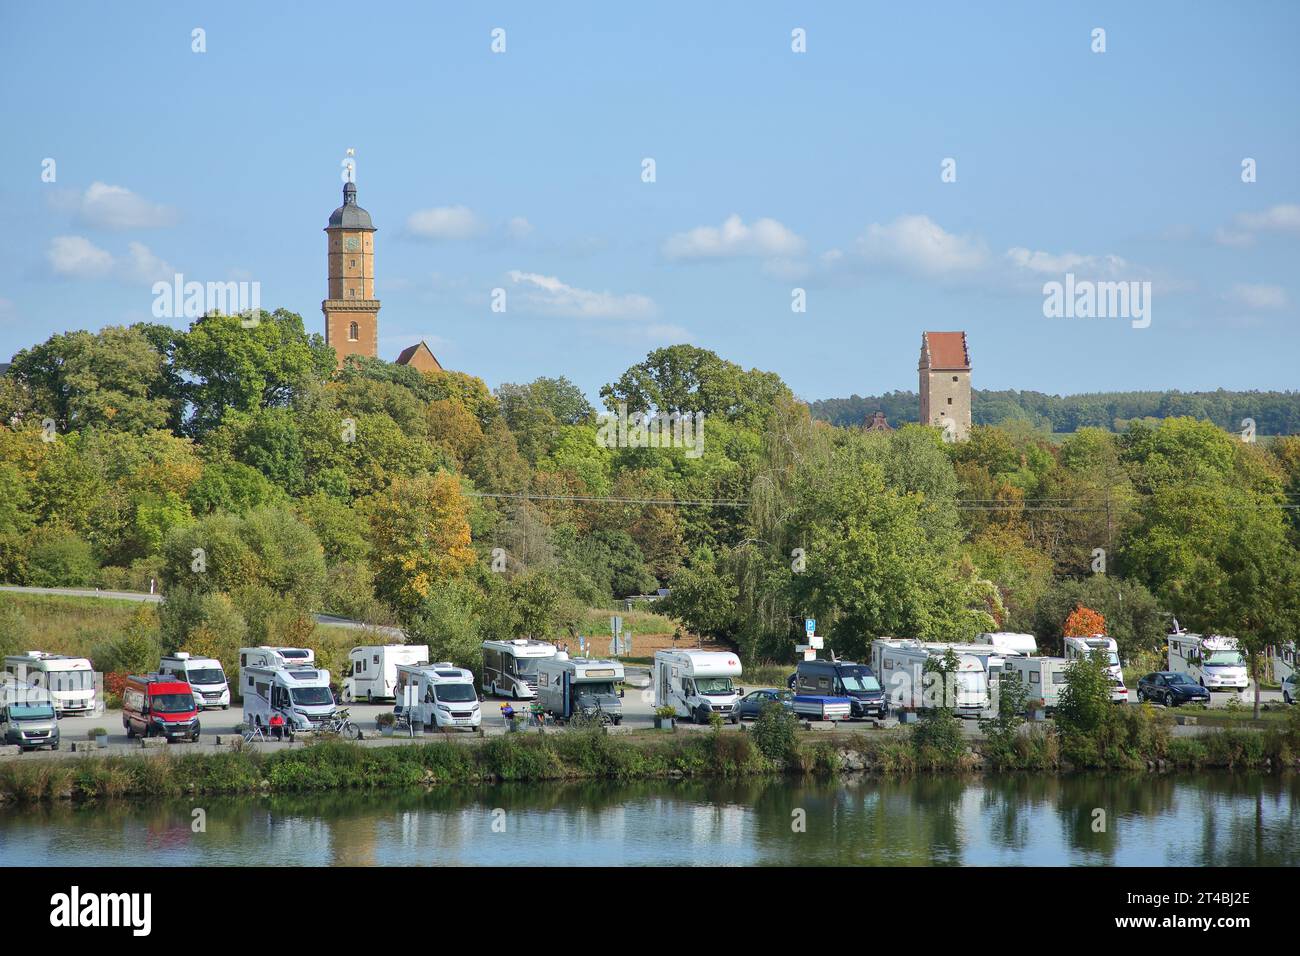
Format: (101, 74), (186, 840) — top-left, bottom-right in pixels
(1205, 650), (1244, 667)
(10, 705), (55, 720)
(576, 681), (616, 696)
(435, 684), (476, 703)
(514, 658), (541, 675)
(838, 668), (881, 693)
(151, 693), (195, 713)
(695, 677), (734, 695)
(290, 687), (333, 707)
(955, 672), (985, 693)
(186, 667), (224, 685)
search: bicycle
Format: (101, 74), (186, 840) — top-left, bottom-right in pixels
(318, 708), (363, 740)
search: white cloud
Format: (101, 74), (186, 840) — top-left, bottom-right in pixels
(1005, 247), (1131, 278)
(1216, 204), (1300, 246)
(506, 216), (534, 240)
(121, 241), (174, 282)
(405, 205), (486, 240)
(47, 235), (115, 278)
(1235, 204), (1300, 233)
(46, 235), (173, 283)
(1228, 283), (1288, 311)
(663, 214), (806, 260)
(855, 214), (989, 277)
(507, 270), (657, 320)
(76, 182), (178, 230)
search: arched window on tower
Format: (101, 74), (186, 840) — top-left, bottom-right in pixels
(348, 321), (359, 342)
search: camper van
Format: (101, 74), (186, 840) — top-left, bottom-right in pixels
(482, 639), (558, 699)
(2, 652), (97, 716)
(158, 652), (230, 709)
(974, 632), (1038, 658)
(393, 663), (481, 730)
(790, 659), (886, 720)
(535, 654), (624, 724)
(871, 639), (990, 717)
(1167, 631), (1249, 693)
(1005, 656), (1070, 711)
(340, 644), (429, 702)
(241, 665), (336, 735)
(122, 674), (202, 742)
(653, 649), (743, 723)
(1063, 635), (1129, 703)
(1269, 642), (1296, 685)
(238, 646), (315, 670)
(0, 677), (60, 751)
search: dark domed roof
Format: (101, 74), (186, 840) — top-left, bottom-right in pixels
(327, 181), (375, 230)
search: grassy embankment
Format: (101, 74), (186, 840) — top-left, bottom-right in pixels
(3, 704), (1298, 806)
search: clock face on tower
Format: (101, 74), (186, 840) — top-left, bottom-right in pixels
(343, 236), (361, 252)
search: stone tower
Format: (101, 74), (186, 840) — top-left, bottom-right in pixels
(322, 180), (379, 367)
(918, 331), (971, 441)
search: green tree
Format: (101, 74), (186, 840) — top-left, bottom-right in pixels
(176, 309), (333, 436)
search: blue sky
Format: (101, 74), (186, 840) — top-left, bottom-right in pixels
(2, 1), (1297, 402)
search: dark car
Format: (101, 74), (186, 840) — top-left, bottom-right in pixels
(734, 688), (794, 720)
(791, 660), (889, 719)
(1136, 671), (1211, 707)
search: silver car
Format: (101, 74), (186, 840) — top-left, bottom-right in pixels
(1283, 672), (1299, 705)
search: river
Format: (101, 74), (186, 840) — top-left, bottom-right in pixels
(1, 773), (1296, 866)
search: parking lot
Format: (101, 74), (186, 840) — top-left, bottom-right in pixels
(6, 671), (1288, 759)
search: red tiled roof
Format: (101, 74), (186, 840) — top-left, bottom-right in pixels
(921, 331), (970, 370)
(395, 343), (423, 364)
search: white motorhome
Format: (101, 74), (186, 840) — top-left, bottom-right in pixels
(241, 665), (336, 735)
(159, 652), (230, 709)
(393, 663), (481, 730)
(1005, 656), (1070, 711)
(870, 639), (990, 717)
(974, 632), (1038, 658)
(535, 654), (624, 724)
(341, 644), (429, 702)
(654, 649), (743, 723)
(482, 639), (557, 699)
(1063, 635), (1129, 703)
(238, 646), (315, 670)
(2, 652), (97, 716)
(1167, 631), (1249, 693)
(1269, 642), (1296, 684)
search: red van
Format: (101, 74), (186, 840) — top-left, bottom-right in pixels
(122, 674), (202, 742)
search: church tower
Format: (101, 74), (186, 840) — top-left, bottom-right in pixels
(918, 331), (972, 441)
(323, 180), (379, 367)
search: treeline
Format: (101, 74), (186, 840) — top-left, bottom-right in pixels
(1, 313), (1298, 689)
(811, 388), (1300, 435)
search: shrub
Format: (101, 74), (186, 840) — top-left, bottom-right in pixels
(911, 708), (966, 769)
(751, 701), (800, 768)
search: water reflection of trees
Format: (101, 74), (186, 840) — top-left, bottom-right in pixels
(3, 772), (1295, 866)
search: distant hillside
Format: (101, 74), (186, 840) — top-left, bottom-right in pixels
(809, 389), (1300, 435)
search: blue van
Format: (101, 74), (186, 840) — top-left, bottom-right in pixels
(791, 660), (889, 719)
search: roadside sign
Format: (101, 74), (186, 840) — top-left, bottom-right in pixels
(803, 647), (816, 661)
(810, 635), (824, 650)
(805, 618), (816, 636)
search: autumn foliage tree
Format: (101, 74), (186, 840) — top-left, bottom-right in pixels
(364, 471), (476, 611)
(1064, 604), (1107, 638)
